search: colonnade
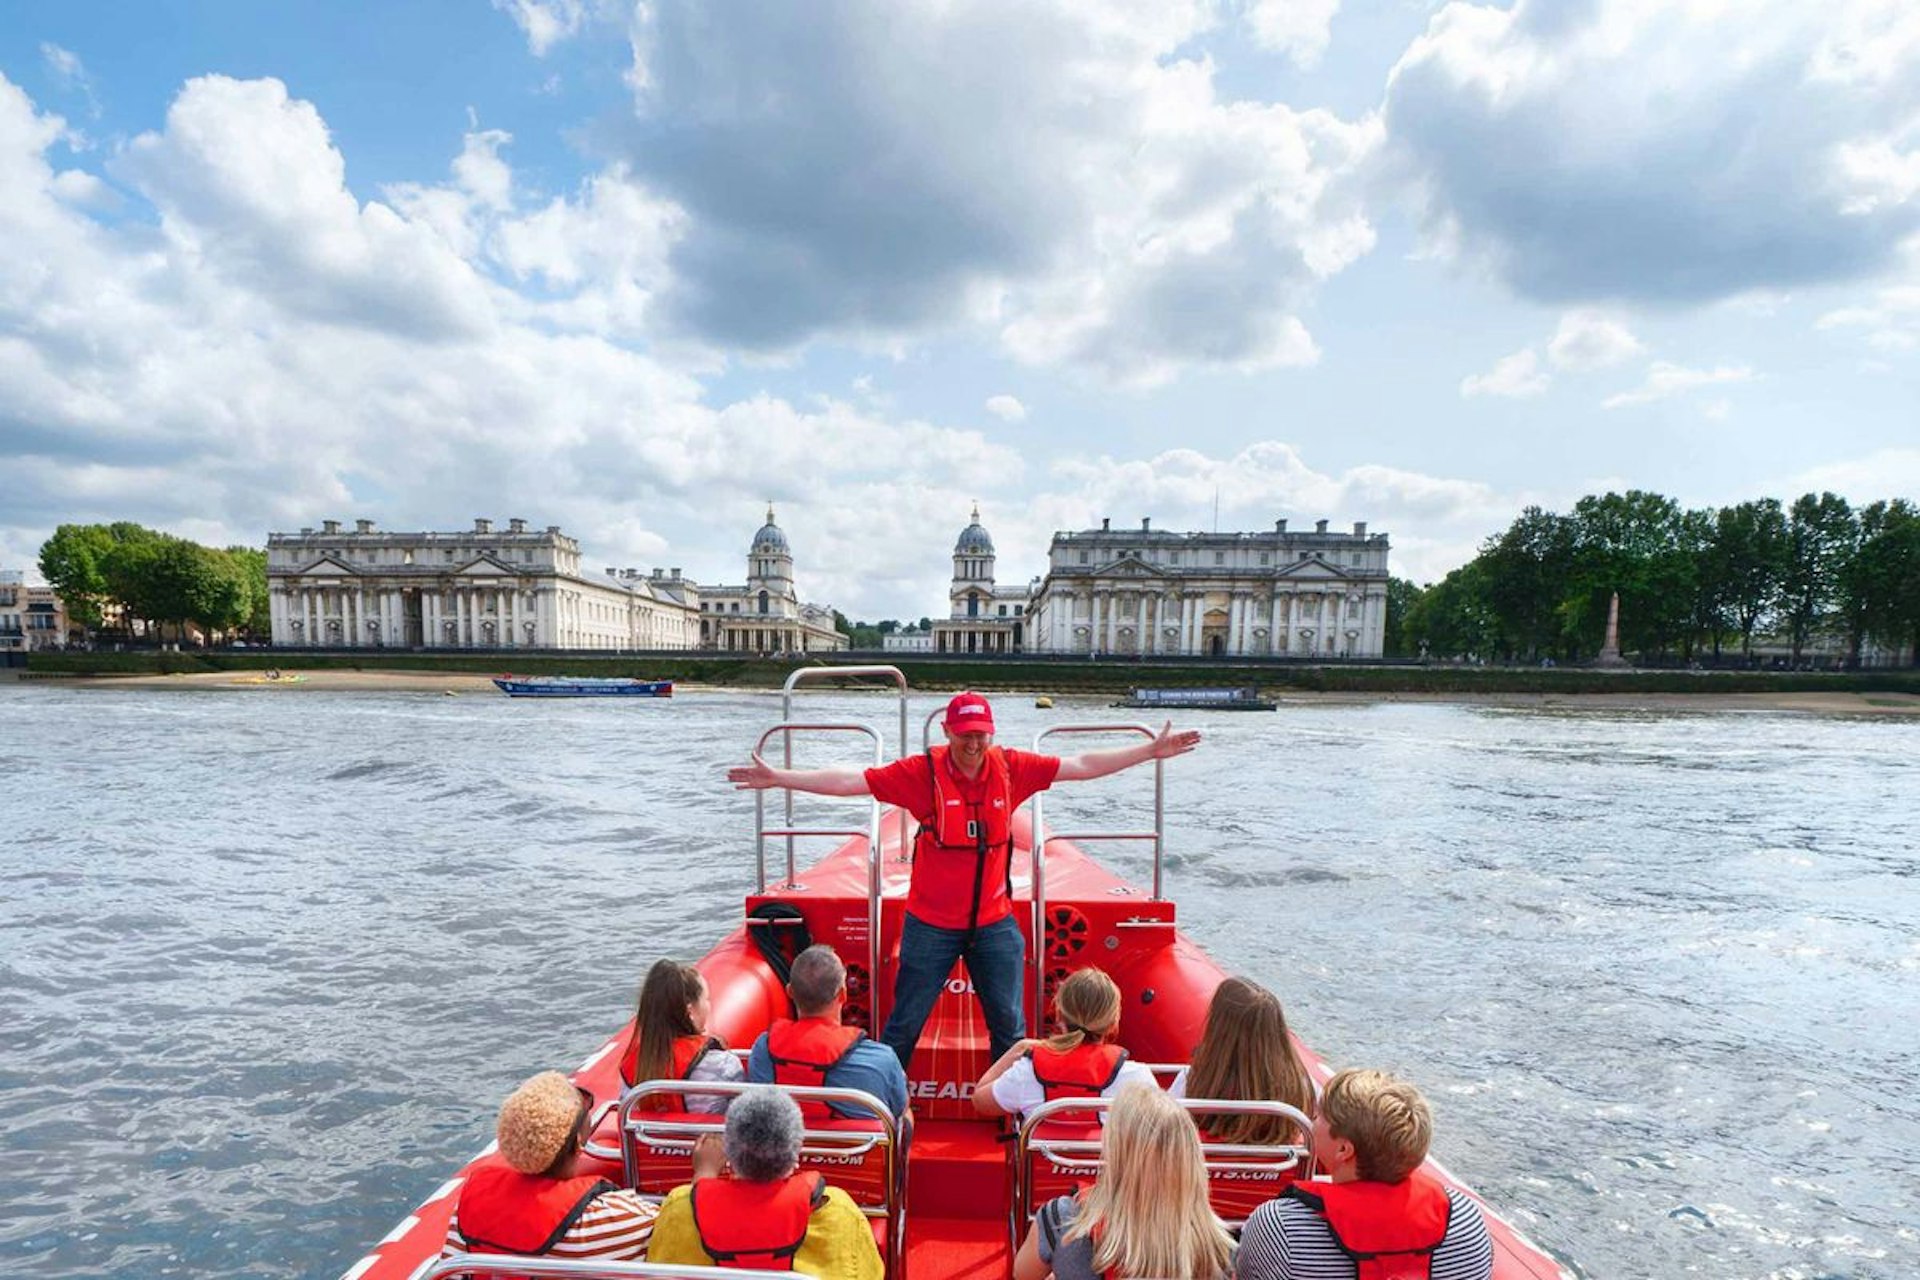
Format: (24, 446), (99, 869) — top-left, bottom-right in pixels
(271, 581), (701, 650)
(1037, 585), (1384, 658)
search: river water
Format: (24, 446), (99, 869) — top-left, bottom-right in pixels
(1, 682), (1915, 1279)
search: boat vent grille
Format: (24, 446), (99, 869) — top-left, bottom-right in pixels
(1044, 906), (1090, 960)
(843, 962), (872, 1031)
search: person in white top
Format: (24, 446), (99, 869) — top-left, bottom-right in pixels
(972, 967), (1157, 1122)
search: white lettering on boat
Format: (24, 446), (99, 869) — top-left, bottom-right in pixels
(908, 1080), (976, 1100)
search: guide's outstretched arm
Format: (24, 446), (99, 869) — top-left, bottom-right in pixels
(727, 752), (874, 796)
(1053, 720), (1200, 783)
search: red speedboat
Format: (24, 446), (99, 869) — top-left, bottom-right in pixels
(345, 667), (1569, 1280)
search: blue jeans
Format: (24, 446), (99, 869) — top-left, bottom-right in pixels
(882, 912), (1028, 1069)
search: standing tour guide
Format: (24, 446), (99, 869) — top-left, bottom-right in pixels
(728, 690), (1199, 1069)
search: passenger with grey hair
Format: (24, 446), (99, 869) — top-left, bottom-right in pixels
(748, 944), (909, 1119)
(645, 1087), (883, 1278)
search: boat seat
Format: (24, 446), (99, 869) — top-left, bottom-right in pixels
(1008, 1096), (1314, 1245)
(590, 1079), (908, 1276)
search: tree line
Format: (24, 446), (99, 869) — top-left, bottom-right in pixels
(38, 523), (270, 643)
(1387, 490), (1920, 666)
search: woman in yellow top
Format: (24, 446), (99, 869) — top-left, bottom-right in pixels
(646, 1085), (882, 1280)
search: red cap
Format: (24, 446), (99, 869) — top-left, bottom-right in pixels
(943, 691), (995, 734)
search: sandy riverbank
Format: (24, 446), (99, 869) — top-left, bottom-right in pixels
(28, 668), (1920, 714)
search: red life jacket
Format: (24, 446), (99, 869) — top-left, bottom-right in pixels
(619, 1028), (722, 1103)
(908, 745), (1016, 933)
(1283, 1172), (1453, 1280)
(689, 1171), (826, 1270)
(1027, 1041), (1129, 1103)
(766, 1017), (866, 1118)
(455, 1159), (616, 1256)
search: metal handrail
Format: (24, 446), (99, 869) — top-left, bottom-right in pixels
(595, 1078), (907, 1276)
(775, 666), (913, 1041)
(1026, 723), (1163, 1032)
(1010, 1095), (1315, 1239)
(429, 1255), (799, 1279)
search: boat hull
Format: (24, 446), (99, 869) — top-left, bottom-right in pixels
(491, 677), (673, 697)
(343, 811), (1568, 1280)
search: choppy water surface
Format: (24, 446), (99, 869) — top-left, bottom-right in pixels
(1, 683), (1915, 1279)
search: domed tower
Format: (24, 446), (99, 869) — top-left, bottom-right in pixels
(950, 502), (996, 619)
(748, 504), (796, 617)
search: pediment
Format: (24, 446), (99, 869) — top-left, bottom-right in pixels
(1096, 555), (1160, 578)
(1277, 559), (1347, 581)
(299, 555), (359, 576)
(454, 555), (517, 577)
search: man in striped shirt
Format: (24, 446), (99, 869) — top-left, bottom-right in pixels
(1237, 1069), (1494, 1280)
(442, 1070), (658, 1262)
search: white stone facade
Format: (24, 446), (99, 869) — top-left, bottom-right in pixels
(1027, 517), (1390, 658)
(696, 508), (848, 654)
(931, 505), (1033, 654)
(267, 518), (701, 650)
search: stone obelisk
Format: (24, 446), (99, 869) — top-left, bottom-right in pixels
(1593, 591), (1630, 668)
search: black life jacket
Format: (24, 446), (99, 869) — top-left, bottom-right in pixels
(689, 1171), (827, 1271)
(455, 1159), (615, 1255)
(1283, 1172), (1452, 1280)
(765, 1017), (866, 1118)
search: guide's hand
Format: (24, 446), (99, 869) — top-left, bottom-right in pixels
(1150, 721), (1202, 759)
(692, 1132), (728, 1180)
(727, 752), (777, 790)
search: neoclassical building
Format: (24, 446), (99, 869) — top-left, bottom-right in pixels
(1026, 517), (1390, 658)
(931, 505), (1034, 654)
(267, 518), (702, 650)
(696, 508), (848, 654)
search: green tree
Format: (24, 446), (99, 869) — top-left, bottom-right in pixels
(1564, 491), (1694, 659)
(37, 524), (117, 627)
(1841, 499), (1920, 666)
(1383, 577), (1424, 658)
(1707, 499), (1789, 659)
(1479, 507), (1575, 661)
(1676, 507), (1718, 661)
(1780, 492), (1856, 662)
(224, 546), (271, 635)
(1402, 561), (1497, 660)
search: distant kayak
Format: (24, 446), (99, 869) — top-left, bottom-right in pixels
(491, 675), (673, 698)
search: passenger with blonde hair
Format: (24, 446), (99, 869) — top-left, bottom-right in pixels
(1171, 975), (1316, 1144)
(973, 966), (1156, 1123)
(1237, 1069), (1494, 1280)
(616, 958), (743, 1113)
(1013, 1083), (1236, 1280)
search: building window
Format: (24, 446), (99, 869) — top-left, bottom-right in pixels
(1014, 606), (1023, 616)
(1078, 551), (1089, 564)
(1170, 552), (1180, 565)
(1214, 552), (1225, 565)
(998, 605), (1007, 617)
(1258, 553), (1269, 565)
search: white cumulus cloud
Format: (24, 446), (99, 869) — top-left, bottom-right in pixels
(616, 0), (1380, 386)
(984, 394), (1027, 422)
(1603, 361), (1754, 409)
(1547, 310), (1644, 371)
(1385, 0), (1920, 304)
(1242, 0), (1341, 69)
(1461, 347), (1550, 398)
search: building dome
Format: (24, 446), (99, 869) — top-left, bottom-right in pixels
(954, 503), (994, 555)
(751, 504), (790, 554)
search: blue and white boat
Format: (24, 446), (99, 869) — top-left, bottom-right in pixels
(490, 674), (674, 698)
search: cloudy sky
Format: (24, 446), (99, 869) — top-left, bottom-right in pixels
(3, 1), (1917, 618)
